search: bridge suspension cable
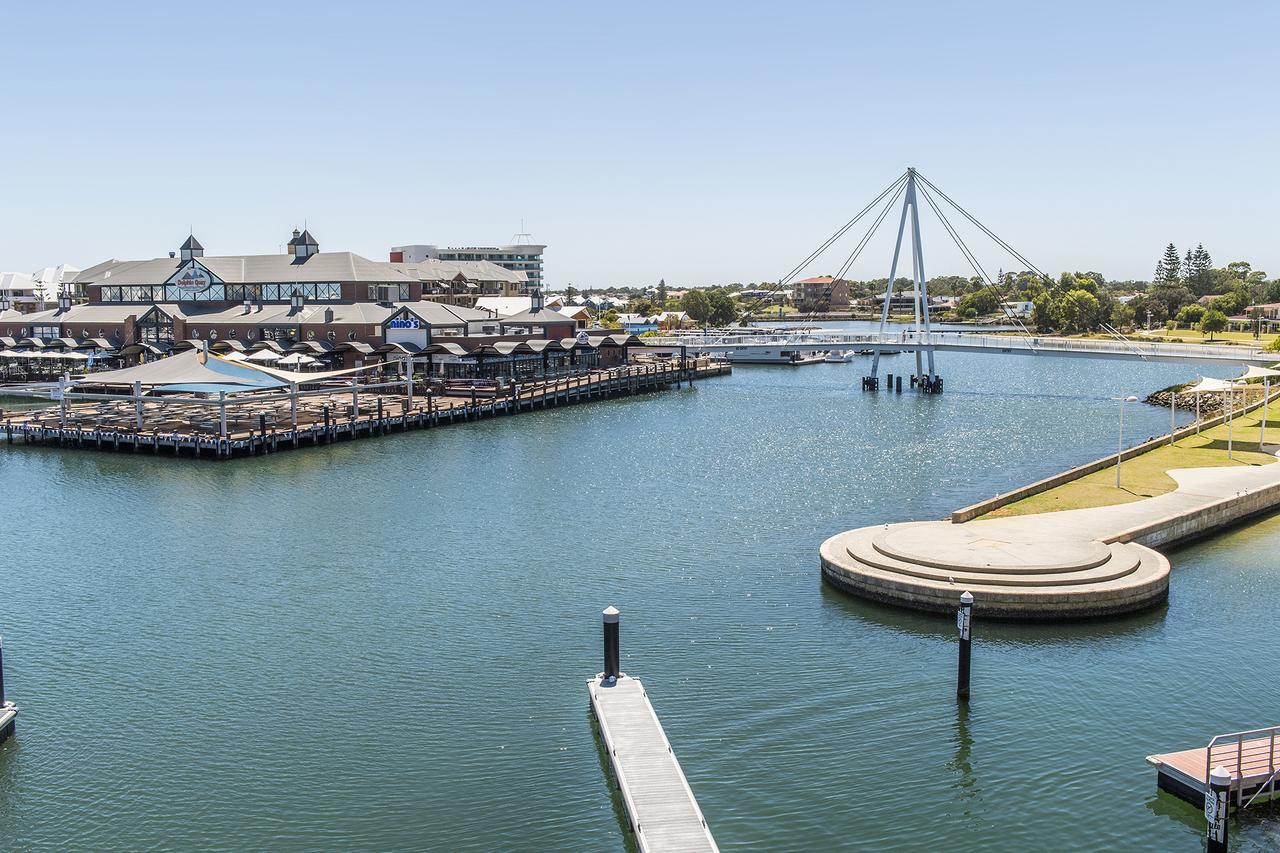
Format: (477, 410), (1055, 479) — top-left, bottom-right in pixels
(735, 170), (909, 324)
(914, 180), (1035, 337)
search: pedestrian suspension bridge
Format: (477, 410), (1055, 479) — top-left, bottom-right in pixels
(647, 169), (1277, 380)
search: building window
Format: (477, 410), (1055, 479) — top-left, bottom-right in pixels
(327, 330), (336, 341)
(191, 329), (200, 338)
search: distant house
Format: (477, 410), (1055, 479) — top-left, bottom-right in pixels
(1003, 301), (1034, 318)
(866, 290), (948, 313)
(793, 276), (851, 310)
(617, 313), (660, 333)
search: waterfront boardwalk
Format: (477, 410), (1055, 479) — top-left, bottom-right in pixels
(1147, 727), (1280, 806)
(1, 359), (728, 460)
(587, 674), (717, 853)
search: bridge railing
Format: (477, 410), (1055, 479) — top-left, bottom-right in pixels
(646, 330), (1270, 362)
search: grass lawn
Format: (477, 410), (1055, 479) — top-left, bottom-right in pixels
(981, 402), (1280, 518)
(1135, 328), (1278, 346)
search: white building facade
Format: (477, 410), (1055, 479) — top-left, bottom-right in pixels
(390, 241), (545, 291)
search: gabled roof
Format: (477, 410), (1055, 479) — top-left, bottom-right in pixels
(72, 252), (417, 285)
(296, 229), (318, 247)
(180, 235), (204, 250)
(499, 306), (579, 326)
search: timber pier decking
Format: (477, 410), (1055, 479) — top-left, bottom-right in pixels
(588, 674), (717, 853)
(1147, 726), (1280, 808)
(1, 359), (729, 460)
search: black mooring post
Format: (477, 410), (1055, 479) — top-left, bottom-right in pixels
(602, 606), (620, 679)
(377, 397), (384, 433)
(1206, 766), (1230, 853)
(887, 372), (893, 391)
(957, 591), (973, 702)
(896, 375), (903, 393)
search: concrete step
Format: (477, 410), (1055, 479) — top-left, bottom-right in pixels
(840, 526), (1137, 585)
(819, 526), (1171, 620)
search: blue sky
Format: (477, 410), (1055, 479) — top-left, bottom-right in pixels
(2, 1), (1277, 287)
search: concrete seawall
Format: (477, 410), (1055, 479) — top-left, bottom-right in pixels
(1113, 478), (1280, 550)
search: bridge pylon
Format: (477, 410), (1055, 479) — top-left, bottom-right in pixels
(867, 168), (941, 393)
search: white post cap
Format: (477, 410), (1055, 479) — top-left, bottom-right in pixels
(602, 606), (620, 623)
(960, 591), (974, 605)
(1210, 765), (1231, 786)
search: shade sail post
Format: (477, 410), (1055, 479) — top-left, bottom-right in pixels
(290, 382), (298, 429)
(134, 381), (143, 429)
(219, 391), (227, 438)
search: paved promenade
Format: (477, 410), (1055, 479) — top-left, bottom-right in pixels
(821, 456), (1280, 619)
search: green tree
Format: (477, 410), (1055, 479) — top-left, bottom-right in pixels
(681, 290), (711, 323)
(1148, 283), (1194, 317)
(1110, 302), (1136, 330)
(1175, 304), (1205, 327)
(1058, 289), (1101, 333)
(1199, 309), (1228, 341)
(599, 309), (621, 329)
(706, 290), (737, 326)
(628, 297), (660, 316)
(1154, 243), (1182, 285)
(565, 284), (578, 304)
(957, 289), (1000, 317)
(1210, 288), (1249, 315)
(1226, 261), (1253, 282)
(656, 278), (668, 306)
(1186, 244), (1213, 294)
(1032, 293), (1059, 331)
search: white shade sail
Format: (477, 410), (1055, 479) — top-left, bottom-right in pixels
(1237, 364), (1280, 381)
(1185, 376), (1236, 393)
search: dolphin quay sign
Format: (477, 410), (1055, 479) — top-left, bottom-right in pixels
(172, 264), (214, 293)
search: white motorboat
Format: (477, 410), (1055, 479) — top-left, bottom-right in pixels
(823, 350), (855, 363)
(717, 349), (828, 365)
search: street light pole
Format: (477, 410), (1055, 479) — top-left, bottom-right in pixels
(1113, 395), (1139, 488)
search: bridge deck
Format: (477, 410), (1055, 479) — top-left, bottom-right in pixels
(646, 331), (1275, 365)
(588, 675), (717, 853)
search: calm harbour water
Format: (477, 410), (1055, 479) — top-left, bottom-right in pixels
(1, 325), (1278, 851)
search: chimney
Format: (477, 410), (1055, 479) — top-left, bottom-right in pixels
(169, 251), (176, 258)
(287, 228), (300, 256)
(531, 287), (544, 312)
(242, 298), (252, 315)
(324, 307), (334, 323)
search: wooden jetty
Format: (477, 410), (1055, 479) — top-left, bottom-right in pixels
(1, 359), (729, 460)
(1147, 725), (1280, 808)
(588, 674), (717, 853)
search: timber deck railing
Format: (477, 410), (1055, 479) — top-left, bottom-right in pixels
(1, 358), (729, 460)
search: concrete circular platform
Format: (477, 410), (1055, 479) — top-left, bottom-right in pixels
(820, 521), (1170, 620)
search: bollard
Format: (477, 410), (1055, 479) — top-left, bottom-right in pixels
(1206, 766), (1230, 853)
(896, 375), (903, 393)
(957, 591), (973, 702)
(887, 373), (893, 391)
(602, 606), (620, 679)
